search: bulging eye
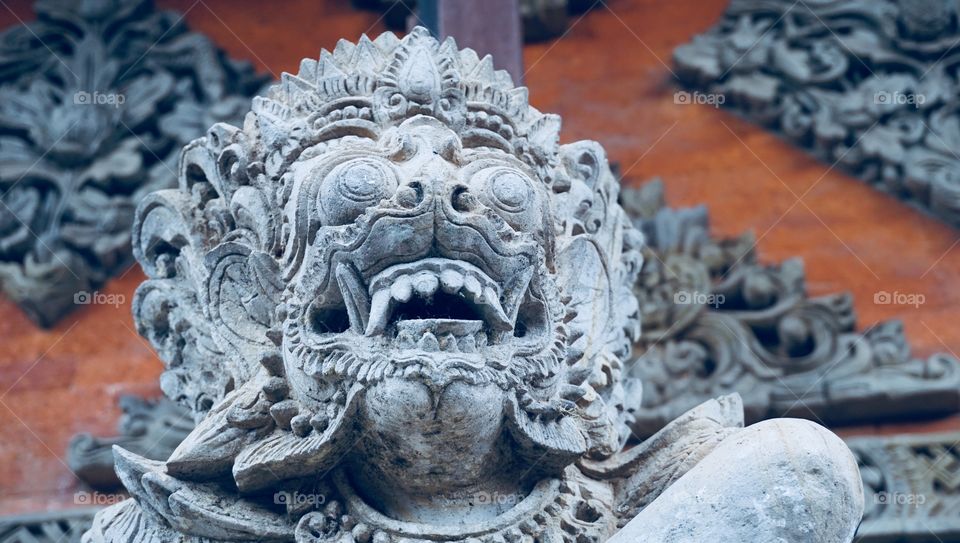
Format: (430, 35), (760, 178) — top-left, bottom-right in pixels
(320, 158), (398, 225)
(489, 170), (532, 212)
(469, 166), (541, 232)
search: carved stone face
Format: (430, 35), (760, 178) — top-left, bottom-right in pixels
(131, 26), (643, 528)
(285, 116), (555, 389)
(102, 27), (865, 543)
(280, 116), (569, 509)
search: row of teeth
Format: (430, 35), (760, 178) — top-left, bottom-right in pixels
(365, 259), (512, 336)
(395, 329), (488, 352)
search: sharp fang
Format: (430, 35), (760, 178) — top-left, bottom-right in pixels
(365, 289), (393, 336)
(463, 275), (483, 300)
(335, 263), (370, 334)
(482, 299), (513, 331)
(502, 265), (534, 324)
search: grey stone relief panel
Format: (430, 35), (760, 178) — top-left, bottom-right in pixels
(0, 509), (98, 543)
(0, 0), (267, 326)
(851, 432), (960, 542)
(674, 0), (960, 229)
(621, 179), (960, 438)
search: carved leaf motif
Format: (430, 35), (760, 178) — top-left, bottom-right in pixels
(165, 381), (268, 480)
(623, 179), (960, 437)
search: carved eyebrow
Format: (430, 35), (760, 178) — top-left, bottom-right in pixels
(461, 148), (530, 170)
(461, 130), (514, 154)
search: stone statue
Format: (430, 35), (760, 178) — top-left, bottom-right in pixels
(85, 28), (864, 542)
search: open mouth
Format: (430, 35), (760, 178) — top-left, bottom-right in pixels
(365, 258), (521, 352)
(315, 257), (537, 355)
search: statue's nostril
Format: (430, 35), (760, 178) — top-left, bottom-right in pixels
(397, 182), (423, 208)
(451, 186), (476, 212)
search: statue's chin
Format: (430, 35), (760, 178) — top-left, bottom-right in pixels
(348, 376), (529, 523)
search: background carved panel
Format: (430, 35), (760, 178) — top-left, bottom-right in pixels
(852, 432), (960, 542)
(66, 395), (192, 489)
(0, 0), (266, 326)
(0, 509), (97, 543)
(622, 179), (960, 438)
(674, 0), (960, 228)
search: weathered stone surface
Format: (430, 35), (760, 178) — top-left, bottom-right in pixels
(0, 0), (267, 326)
(610, 418), (864, 542)
(15, 431), (956, 541)
(84, 28), (862, 542)
(621, 179), (960, 437)
(673, 0), (960, 228)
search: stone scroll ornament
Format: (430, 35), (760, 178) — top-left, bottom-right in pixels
(621, 179), (960, 438)
(0, 0), (267, 326)
(84, 28), (864, 542)
(674, 0), (960, 228)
